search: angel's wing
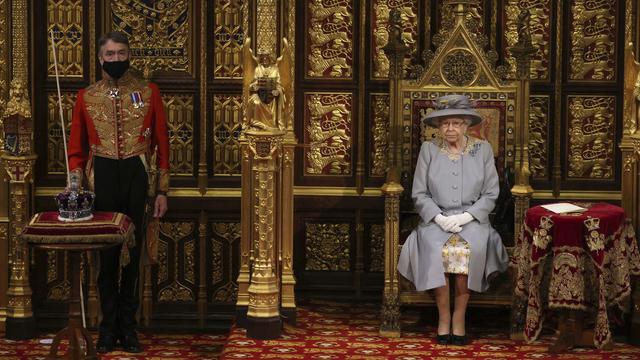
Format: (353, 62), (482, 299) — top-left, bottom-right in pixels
(242, 38), (258, 123)
(276, 38), (293, 121)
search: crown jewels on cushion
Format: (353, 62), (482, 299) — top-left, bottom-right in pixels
(55, 173), (95, 221)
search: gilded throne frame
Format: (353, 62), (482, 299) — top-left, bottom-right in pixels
(379, 3), (534, 337)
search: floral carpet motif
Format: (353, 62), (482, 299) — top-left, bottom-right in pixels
(220, 301), (640, 360)
(0, 333), (226, 359)
(2, 300), (640, 359)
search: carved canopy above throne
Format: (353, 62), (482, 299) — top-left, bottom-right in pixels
(380, 2), (534, 337)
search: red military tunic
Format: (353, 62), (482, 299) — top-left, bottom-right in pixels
(68, 71), (170, 194)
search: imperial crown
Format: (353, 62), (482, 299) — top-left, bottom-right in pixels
(55, 173), (95, 221)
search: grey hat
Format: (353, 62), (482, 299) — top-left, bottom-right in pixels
(422, 95), (483, 128)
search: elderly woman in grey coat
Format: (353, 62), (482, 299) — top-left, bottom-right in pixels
(397, 94), (509, 345)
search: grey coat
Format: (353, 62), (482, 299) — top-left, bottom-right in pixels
(397, 137), (509, 292)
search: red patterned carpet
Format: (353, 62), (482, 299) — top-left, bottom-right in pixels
(2, 301), (640, 360)
(0, 333), (226, 359)
(221, 301), (640, 360)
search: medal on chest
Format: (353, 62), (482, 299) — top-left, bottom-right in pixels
(131, 91), (145, 109)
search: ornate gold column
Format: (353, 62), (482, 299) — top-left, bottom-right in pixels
(621, 31), (640, 347)
(2, 155), (36, 340)
(279, 0), (297, 323)
(235, 139), (252, 326)
(621, 44), (639, 232)
(237, 32), (296, 338)
(621, 0), (640, 345)
(245, 131), (283, 339)
(0, 0), (10, 333)
(236, 0), (297, 336)
(279, 139), (296, 322)
(2, 0), (36, 339)
(379, 8), (407, 338)
(196, 0), (209, 325)
(508, 9), (535, 341)
(379, 180), (403, 337)
(197, 0), (208, 194)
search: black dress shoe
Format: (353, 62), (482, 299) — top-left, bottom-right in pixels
(436, 334), (451, 345)
(120, 334), (143, 353)
(96, 334), (116, 353)
(451, 334), (470, 346)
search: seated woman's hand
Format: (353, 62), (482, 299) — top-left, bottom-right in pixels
(434, 214), (462, 233)
(450, 212), (474, 228)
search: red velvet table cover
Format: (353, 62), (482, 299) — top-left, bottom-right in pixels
(21, 211), (135, 266)
(514, 203), (640, 348)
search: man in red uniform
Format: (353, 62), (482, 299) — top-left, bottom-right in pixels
(68, 31), (169, 353)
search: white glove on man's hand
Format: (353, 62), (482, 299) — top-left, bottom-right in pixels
(434, 214), (461, 233)
(451, 212), (474, 228)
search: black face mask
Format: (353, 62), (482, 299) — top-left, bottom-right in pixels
(102, 59), (129, 80)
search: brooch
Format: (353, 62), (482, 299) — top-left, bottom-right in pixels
(108, 88), (120, 99)
(131, 91), (145, 109)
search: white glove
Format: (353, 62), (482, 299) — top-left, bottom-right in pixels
(434, 214), (461, 233)
(451, 212), (474, 228)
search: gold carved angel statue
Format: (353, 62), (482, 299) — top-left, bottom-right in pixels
(242, 38), (293, 132)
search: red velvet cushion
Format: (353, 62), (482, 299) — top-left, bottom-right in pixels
(22, 211), (134, 245)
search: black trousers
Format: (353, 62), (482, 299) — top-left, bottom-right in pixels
(93, 155), (148, 337)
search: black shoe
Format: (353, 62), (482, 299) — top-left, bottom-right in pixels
(451, 334), (470, 346)
(96, 334), (117, 353)
(436, 333), (451, 345)
(120, 334), (143, 353)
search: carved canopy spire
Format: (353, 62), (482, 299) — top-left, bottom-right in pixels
(510, 9), (536, 80)
(382, 8), (409, 79)
(447, 0), (482, 25)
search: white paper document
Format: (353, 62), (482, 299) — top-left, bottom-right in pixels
(540, 202), (587, 214)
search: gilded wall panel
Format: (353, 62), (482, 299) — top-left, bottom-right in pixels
(163, 94), (194, 176)
(47, 251), (69, 301)
(256, 0), (277, 55)
(0, 223), (6, 268)
(48, 280), (70, 301)
(504, 0), (551, 80)
(47, 92), (76, 175)
(157, 221), (196, 302)
(184, 239), (195, 284)
(212, 283), (237, 303)
(371, 0), (418, 79)
(213, 94), (242, 175)
(529, 95), (549, 179)
(47, 0), (83, 78)
(211, 239), (222, 284)
(370, 94), (389, 177)
(567, 96), (615, 179)
(213, 0), (243, 79)
(0, 0), (7, 120)
(111, 0), (191, 74)
(305, 223), (351, 271)
(569, 0), (616, 81)
(158, 240), (168, 283)
(438, 1), (484, 44)
(306, 0), (353, 78)
(369, 224), (384, 272)
(211, 222), (240, 303)
(8, 192), (26, 264)
(304, 93), (352, 175)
